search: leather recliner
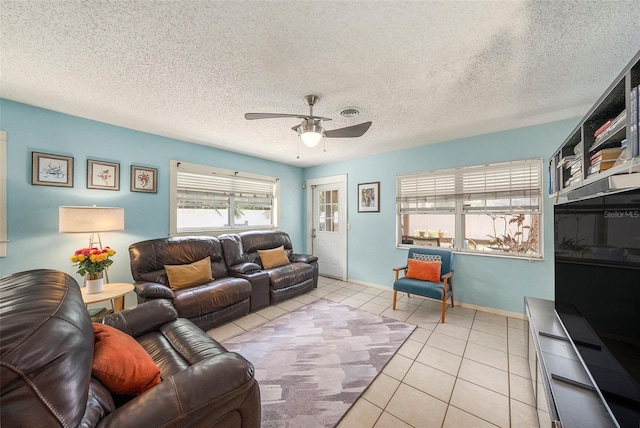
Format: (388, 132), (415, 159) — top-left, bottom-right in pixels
(0, 269), (261, 427)
(220, 231), (319, 305)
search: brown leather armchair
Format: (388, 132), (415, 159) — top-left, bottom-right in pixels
(129, 236), (252, 330)
(0, 269), (260, 427)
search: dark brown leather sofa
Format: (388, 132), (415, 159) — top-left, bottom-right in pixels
(220, 231), (319, 306)
(129, 236), (252, 330)
(0, 269), (260, 428)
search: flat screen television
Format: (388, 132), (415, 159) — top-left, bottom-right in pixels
(554, 187), (640, 428)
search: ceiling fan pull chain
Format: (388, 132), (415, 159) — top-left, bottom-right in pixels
(297, 139), (300, 159)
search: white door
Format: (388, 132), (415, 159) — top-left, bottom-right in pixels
(307, 175), (347, 280)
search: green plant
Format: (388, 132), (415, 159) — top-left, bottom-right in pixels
(486, 214), (537, 254)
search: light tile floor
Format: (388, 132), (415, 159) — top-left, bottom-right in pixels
(207, 276), (539, 428)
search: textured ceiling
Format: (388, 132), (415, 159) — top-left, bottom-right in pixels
(2, 1), (640, 167)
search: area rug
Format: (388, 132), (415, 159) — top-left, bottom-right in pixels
(222, 298), (416, 428)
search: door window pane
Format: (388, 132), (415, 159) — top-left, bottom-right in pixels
(318, 189), (339, 232)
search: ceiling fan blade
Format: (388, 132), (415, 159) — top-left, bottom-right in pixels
(245, 113), (332, 121)
(291, 124), (301, 133)
(324, 122), (372, 138)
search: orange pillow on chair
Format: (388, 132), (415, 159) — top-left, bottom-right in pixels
(92, 323), (161, 396)
(405, 258), (442, 283)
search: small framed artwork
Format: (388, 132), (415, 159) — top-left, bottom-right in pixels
(87, 159), (120, 191)
(358, 182), (380, 213)
(130, 165), (158, 193)
(32, 152), (74, 187)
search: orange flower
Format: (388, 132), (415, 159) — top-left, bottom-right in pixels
(70, 246), (116, 278)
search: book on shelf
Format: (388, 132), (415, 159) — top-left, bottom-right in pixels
(610, 109), (627, 129)
(588, 160), (617, 175)
(569, 158), (581, 173)
(590, 147), (624, 163)
(594, 119), (613, 138)
(557, 155), (576, 167)
(591, 110), (627, 150)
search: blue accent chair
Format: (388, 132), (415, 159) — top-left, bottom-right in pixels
(392, 247), (454, 323)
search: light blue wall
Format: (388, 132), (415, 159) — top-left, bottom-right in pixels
(304, 118), (580, 314)
(0, 100), (305, 284)
(1, 98), (580, 314)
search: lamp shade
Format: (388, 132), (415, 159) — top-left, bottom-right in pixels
(59, 206), (125, 233)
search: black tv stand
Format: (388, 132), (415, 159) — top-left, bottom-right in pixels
(525, 297), (619, 428)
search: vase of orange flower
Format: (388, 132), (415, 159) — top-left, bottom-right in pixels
(70, 247), (116, 294)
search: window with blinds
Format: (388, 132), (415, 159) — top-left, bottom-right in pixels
(396, 159), (543, 258)
(171, 161), (278, 234)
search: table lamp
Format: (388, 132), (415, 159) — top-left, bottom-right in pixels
(59, 205), (125, 282)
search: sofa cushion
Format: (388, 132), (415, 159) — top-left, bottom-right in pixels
(92, 323), (162, 396)
(258, 245), (290, 269)
(406, 259), (441, 283)
(165, 256), (214, 290)
(172, 277), (252, 319)
(267, 262), (314, 291)
(138, 318), (230, 378)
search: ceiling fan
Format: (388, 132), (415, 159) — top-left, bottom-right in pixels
(245, 95), (372, 148)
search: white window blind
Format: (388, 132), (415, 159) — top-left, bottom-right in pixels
(171, 161), (278, 234)
(177, 171), (275, 209)
(397, 159), (542, 213)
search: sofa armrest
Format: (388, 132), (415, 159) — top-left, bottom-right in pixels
(226, 269), (270, 312)
(134, 281), (175, 300)
(101, 300), (178, 338)
(99, 353), (260, 428)
(290, 253), (318, 264)
(228, 262), (262, 275)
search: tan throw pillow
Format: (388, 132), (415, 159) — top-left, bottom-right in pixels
(258, 245), (290, 269)
(164, 256), (214, 290)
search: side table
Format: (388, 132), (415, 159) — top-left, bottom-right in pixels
(81, 282), (134, 313)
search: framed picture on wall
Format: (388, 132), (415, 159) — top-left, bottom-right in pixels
(130, 165), (158, 193)
(87, 159), (120, 191)
(31, 152), (74, 187)
(358, 182), (380, 212)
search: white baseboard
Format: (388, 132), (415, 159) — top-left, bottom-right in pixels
(345, 277), (525, 320)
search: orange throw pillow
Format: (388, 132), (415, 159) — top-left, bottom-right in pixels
(405, 259), (441, 283)
(258, 245), (290, 269)
(92, 323), (161, 396)
(164, 256), (214, 290)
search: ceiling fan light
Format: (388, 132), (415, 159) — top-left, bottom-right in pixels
(299, 122), (323, 147)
